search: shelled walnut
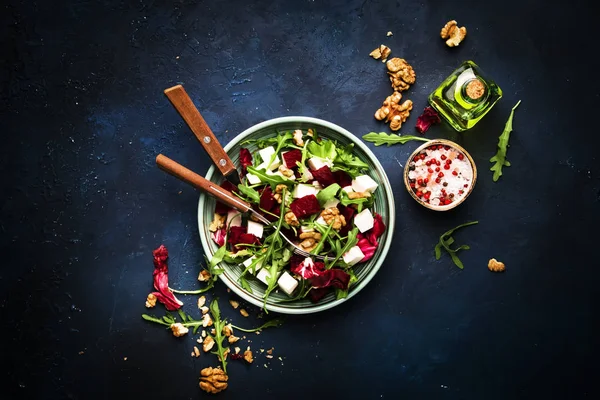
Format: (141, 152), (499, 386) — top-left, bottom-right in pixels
(298, 231), (322, 252)
(199, 367), (228, 394)
(369, 44), (391, 62)
(440, 20), (467, 47)
(209, 213), (225, 232)
(374, 91), (413, 131)
(488, 258), (506, 272)
(347, 191), (371, 200)
(319, 207), (346, 231)
(386, 58), (416, 92)
(285, 211), (299, 226)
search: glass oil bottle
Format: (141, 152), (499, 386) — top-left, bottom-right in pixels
(428, 60), (502, 132)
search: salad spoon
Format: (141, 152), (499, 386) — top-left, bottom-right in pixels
(156, 154), (326, 260)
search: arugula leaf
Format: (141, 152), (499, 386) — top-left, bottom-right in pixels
(237, 183), (260, 203)
(334, 143), (369, 177)
(311, 221), (334, 255)
(362, 132), (430, 146)
(490, 100), (521, 182)
(246, 166), (289, 188)
(307, 140), (337, 160)
(434, 221), (479, 269)
(339, 190), (373, 212)
(231, 317), (285, 332)
(208, 298), (229, 373)
(239, 275), (253, 293)
(241, 137), (279, 148)
(316, 183), (341, 206)
(326, 227), (359, 269)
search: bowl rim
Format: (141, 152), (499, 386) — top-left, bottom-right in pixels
(197, 116), (396, 314)
(403, 139), (477, 211)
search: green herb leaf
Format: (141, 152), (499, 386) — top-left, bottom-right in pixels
(316, 183), (341, 206)
(333, 143), (369, 177)
(434, 221), (478, 269)
(208, 298), (229, 373)
(142, 314), (171, 326)
(231, 317), (285, 333)
(307, 140), (337, 160)
(490, 100), (521, 182)
(247, 166), (290, 188)
(239, 275), (253, 293)
(237, 183), (260, 203)
(362, 132), (430, 147)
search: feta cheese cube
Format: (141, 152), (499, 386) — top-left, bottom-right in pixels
(323, 198), (340, 209)
(312, 180), (323, 190)
(315, 216), (327, 226)
(256, 268), (280, 285)
(226, 210), (242, 227)
(351, 175), (379, 193)
(257, 146), (281, 171)
(307, 157), (333, 171)
(258, 146), (276, 163)
(277, 271), (299, 296)
(342, 186), (354, 194)
(300, 226), (314, 233)
(293, 183), (319, 198)
(353, 208), (374, 233)
(246, 220), (264, 238)
(342, 246), (366, 266)
(242, 256), (263, 273)
(246, 173), (261, 185)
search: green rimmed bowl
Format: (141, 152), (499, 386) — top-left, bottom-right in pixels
(198, 116), (395, 314)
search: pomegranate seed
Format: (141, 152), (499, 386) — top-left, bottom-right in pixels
(435, 178), (441, 184)
(446, 159), (452, 164)
(464, 184), (468, 188)
(424, 178), (429, 184)
(410, 182), (415, 188)
(443, 182), (448, 187)
(444, 165), (450, 170)
(416, 190), (423, 198)
(438, 172), (444, 177)
(424, 192), (431, 200)
(436, 160), (441, 166)
(441, 154), (447, 160)
(425, 160), (430, 166)
(417, 178), (423, 186)
(452, 171), (458, 176)
(444, 145), (450, 150)
(428, 168), (434, 173)
(459, 189), (464, 194)
(457, 154), (464, 160)
(435, 167), (440, 172)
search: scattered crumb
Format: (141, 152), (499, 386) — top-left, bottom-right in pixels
(278, 356), (283, 361)
(227, 288), (231, 293)
(260, 349), (265, 353)
(234, 347), (241, 354)
(255, 330), (261, 335)
(239, 309), (249, 317)
(78, 351), (85, 355)
(200, 306), (209, 315)
(193, 346), (201, 357)
(266, 355), (273, 359)
(266, 348), (273, 355)
(229, 300), (240, 309)
(263, 364), (268, 368)
(202, 313), (213, 327)
(123, 357), (128, 361)
(201, 330), (207, 338)
(178, 190), (182, 194)
(387, 31), (393, 36)
(244, 347), (254, 363)
(198, 296), (206, 308)
(197, 338), (203, 344)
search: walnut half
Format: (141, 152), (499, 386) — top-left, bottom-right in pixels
(199, 367), (228, 394)
(386, 58), (416, 92)
(374, 91), (413, 131)
(440, 20), (467, 47)
(488, 258), (506, 272)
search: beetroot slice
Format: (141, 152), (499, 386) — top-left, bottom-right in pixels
(308, 287), (329, 303)
(289, 194), (321, 218)
(333, 170), (352, 188)
(282, 149), (302, 169)
(239, 148), (253, 173)
(338, 204), (357, 235)
(259, 186), (275, 211)
(311, 165), (336, 188)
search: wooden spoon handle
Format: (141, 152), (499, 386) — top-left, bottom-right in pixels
(156, 154), (250, 212)
(164, 84), (237, 177)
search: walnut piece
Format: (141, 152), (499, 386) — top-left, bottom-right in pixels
(299, 238), (317, 252)
(200, 306), (209, 315)
(203, 335), (215, 352)
(170, 323), (189, 337)
(228, 335), (240, 344)
(488, 258), (506, 272)
(278, 165), (294, 177)
(199, 367), (228, 394)
(299, 231), (322, 240)
(243, 348), (254, 363)
(293, 129), (304, 146)
(386, 58), (416, 92)
(369, 44), (391, 62)
(347, 191), (371, 200)
(275, 184), (287, 194)
(197, 295), (206, 309)
(192, 346), (201, 358)
(198, 269), (211, 282)
(208, 213), (225, 232)
(202, 313), (213, 327)
(239, 309), (249, 317)
(440, 20), (467, 47)
(320, 207), (347, 231)
(285, 211), (300, 226)
(229, 299), (240, 309)
(374, 91), (413, 131)
(145, 293), (157, 308)
(222, 324), (233, 337)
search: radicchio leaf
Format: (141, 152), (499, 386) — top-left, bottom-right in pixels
(211, 228), (227, 246)
(239, 148), (253, 174)
(415, 106), (441, 134)
(150, 245), (183, 311)
(228, 226), (260, 252)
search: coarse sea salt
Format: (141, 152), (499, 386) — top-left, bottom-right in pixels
(407, 145), (473, 207)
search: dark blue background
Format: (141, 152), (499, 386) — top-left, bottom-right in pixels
(1, 0), (597, 399)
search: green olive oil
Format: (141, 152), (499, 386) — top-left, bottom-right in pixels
(428, 60), (502, 132)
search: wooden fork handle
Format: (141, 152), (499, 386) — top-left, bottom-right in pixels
(156, 154), (250, 212)
(164, 85), (237, 177)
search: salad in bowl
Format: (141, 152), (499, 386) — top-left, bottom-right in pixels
(198, 117), (394, 314)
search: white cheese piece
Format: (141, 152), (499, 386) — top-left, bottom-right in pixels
(226, 210), (242, 227)
(307, 157), (333, 171)
(353, 208), (374, 233)
(246, 173), (261, 185)
(351, 175), (379, 193)
(242, 256), (263, 273)
(246, 220), (264, 238)
(323, 198), (340, 209)
(258, 146), (276, 163)
(300, 226), (314, 233)
(277, 271), (299, 296)
(256, 268), (280, 285)
(257, 157), (281, 171)
(312, 180), (323, 190)
(315, 216), (327, 226)
(342, 185), (354, 194)
(342, 246), (366, 266)
(293, 183), (319, 198)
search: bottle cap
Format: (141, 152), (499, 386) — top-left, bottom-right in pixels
(465, 79), (485, 100)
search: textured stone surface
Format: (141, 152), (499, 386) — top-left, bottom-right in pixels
(1, 0), (598, 398)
